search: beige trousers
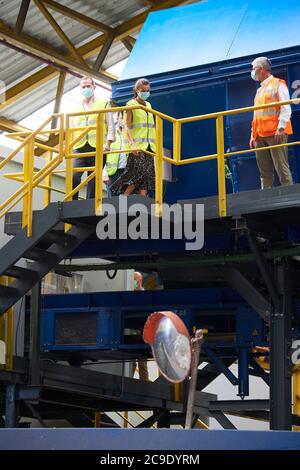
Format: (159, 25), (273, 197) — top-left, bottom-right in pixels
(255, 135), (293, 188)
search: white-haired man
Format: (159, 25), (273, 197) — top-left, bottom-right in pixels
(249, 57), (293, 188)
(71, 76), (115, 199)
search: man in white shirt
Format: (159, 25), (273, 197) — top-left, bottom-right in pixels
(250, 57), (293, 188)
(71, 76), (115, 199)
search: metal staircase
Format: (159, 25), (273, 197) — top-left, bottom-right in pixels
(0, 202), (95, 315)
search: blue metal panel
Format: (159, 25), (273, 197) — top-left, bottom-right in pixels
(71, 232), (234, 259)
(121, 0), (300, 80)
(227, 0), (300, 61)
(26, 288), (243, 310)
(236, 305), (265, 347)
(150, 82), (228, 201)
(0, 428), (299, 450)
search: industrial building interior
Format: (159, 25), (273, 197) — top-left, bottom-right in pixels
(0, 0), (300, 452)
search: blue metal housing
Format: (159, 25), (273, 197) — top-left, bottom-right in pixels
(26, 289), (268, 397)
(112, 0), (300, 202)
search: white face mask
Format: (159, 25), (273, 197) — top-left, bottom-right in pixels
(251, 70), (259, 82)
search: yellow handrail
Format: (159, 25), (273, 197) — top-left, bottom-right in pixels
(1, 98), (300, 238)
(0, 276), (14, 371)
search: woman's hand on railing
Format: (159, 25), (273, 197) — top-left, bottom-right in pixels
(130, 144), (139, 156)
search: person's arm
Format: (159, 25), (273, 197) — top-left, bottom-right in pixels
(250, 93), (258, 149)
(249, 127), (256, 149)
(275, 83), (292, 143)
(104, 112), (115, 150)
(125, 109), (138, 156)
(102, 164), (109, 183)
(277, 83), (292, 130)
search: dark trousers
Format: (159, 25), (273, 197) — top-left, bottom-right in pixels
(72, 142), (106, 200)
(107, 168), (125, 197)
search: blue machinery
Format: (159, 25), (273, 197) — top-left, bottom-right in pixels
(25, 289), (267, 399)
(1, 0), (300, 447)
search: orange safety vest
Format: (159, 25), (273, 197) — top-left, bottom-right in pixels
(252, 77), (293, 139)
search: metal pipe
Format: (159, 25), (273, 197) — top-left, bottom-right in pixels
(185, 329), (204, 429)
(54, 246), (300, 273)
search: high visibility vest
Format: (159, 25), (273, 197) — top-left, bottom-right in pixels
(106, 130), (127, 176)
(124, 99), (156, 152)
(252, 77), (293, 139)
(71, 98), (108, 150)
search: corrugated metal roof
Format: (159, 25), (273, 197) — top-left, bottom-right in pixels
(0, 0), (147, 124)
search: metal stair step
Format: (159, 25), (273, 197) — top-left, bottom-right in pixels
(42, 230), (76, 246)
(0, 284), (19, 297)
(23, 247), (59, 263)
(4, 265), (39, 280)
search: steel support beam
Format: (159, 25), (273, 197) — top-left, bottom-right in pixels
(0, 0), (194, 111)
(136, 410), (165, 428)
(33, 0), (86, 65)
(205, 348), (238, 386)
(14, 0), (31, 35)
(0, 19), (115, 84)
(29, 282), (41, 386)
(51, 71), (66, 129)
(209, 410), (236, 430)
(0, 117), (32, 134)
(219, 266), (270, 322)
(269, 260), (293, 430)
(249, 357), (269, 386)
(5, 384), (16, 428)
(157, 410), (171, 428)
(93, 33), (115, 72)
(246, 231), (281, 310)
(209, 399), (269, 411)
(196, 360), (235, 390)
(41, 0), (115, 34)
(25, 402), (46, 428)
(121, 37), (136, 52)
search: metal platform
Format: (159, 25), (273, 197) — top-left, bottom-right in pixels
(181, 183), (300, 220)
(0, 428), (299, 450)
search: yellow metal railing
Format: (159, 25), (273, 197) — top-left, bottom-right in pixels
(293, 365), (300, 431)
(0, 276), (14, 371)
(1, 98), (300, 239)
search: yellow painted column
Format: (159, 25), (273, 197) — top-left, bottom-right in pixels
(216, 115), (227, 218)
(22, 141), (30, 230)
(0, 276), (5, 369)
(94, 411), (101, 428)
(43, 151), (53, 208)
(26, 137), (34, 237)
(95, 113), (104, 216)
(0, 276), (14, 370)
(293, 366), (300, 431)
(155, 116), (163, 217)
(173, 120), (181, 164)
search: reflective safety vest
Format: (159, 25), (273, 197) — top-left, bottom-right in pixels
(105, 130), (127, 176)
(71, 98), (108, 150)
(124, 99), (156, 152)
(252, 77), (293, 139)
